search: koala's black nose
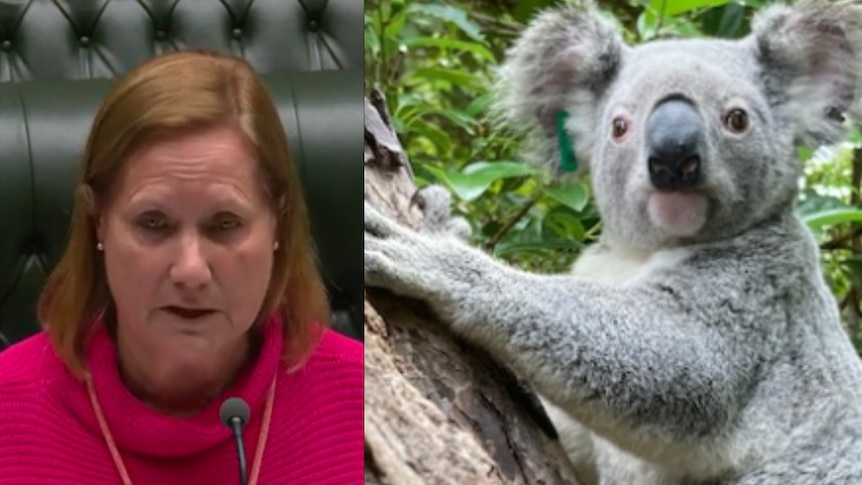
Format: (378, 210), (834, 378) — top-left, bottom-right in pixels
(646, 98), (704, 190)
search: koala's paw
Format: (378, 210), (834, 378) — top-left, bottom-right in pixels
(365, 201), (446, 299)
(365, 200), (482, 313)
(412, 185), (472, 241)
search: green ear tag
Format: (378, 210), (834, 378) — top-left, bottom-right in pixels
(555, 109), (578, 173)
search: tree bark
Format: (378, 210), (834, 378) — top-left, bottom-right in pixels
(363, 89), (583, 485)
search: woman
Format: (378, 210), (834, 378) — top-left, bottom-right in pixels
(0, 51), (363, 484)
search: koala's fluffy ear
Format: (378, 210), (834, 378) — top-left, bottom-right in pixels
(752, 0), (862, 148)
(493, 3), (626, 172)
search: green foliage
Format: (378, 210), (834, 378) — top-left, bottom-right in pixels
(365, 0), (862, 351)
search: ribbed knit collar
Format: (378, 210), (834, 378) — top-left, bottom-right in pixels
(81, 314), (283, 458)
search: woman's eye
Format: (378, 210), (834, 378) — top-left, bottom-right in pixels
(213, 218), (242, 232)
(138, 216), (168, 231)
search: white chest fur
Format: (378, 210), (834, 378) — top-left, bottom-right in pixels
(542, 241), (694, 485)
(570, 242), (691, 285)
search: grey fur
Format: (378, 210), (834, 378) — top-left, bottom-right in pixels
(411, 185), (472, 241)
(365, 1), (862, 484)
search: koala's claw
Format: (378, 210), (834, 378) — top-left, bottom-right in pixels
(364, 201), (401, 239)
(364, 200), (425, 293)
(412, 185), (473, 241)
(363, 237), (393, 289)
(363, 211), (402, 290)
(444, 217), (472, 241)
(412, 185), (453, 230)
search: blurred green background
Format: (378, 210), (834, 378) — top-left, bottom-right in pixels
(364, 0), (862, 354)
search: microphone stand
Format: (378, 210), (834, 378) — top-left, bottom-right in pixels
(228, 416), (249, 485)
(221, 397), (250, 485)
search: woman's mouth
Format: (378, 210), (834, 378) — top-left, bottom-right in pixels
(163, 306), (216, 319)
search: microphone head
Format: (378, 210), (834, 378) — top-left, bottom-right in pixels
(220, 397), (250, 428)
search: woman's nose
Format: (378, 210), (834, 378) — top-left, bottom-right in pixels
(168, 233), (213, 289)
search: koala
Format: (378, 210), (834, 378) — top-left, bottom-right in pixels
(364, 1), (862, 484)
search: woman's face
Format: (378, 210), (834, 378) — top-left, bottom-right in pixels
(98, 123), (277, 389)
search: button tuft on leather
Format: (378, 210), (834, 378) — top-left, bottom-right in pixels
(1, 40), (10, 51)
(232, 28), (242, 39)
(80, 36), (90, 47)
(308, 20), (319, 31)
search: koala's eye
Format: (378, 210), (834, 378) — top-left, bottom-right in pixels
(724, 109), (749, 133)
(612, 117), (628, 139)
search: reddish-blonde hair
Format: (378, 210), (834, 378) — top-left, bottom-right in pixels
(38, 50), (330, 378)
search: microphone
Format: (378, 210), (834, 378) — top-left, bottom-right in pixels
(220, 397), (251, 485)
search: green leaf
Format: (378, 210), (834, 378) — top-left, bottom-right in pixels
(407, 68), (482, 89)
(543, 182), (590, 212)
(407, 4), (483, 41)
(462, 160), (540, 177)
(711, 3), (748, 38)
(733, 0), (767, 7)
(403, 37), (495, 62)
(543, 210), (587, 242)
(364, 29), (380, 57)
(425, 161), (539, 201)
(464, 93), (495, 118)
(636, 9), (659, 41)
(383, 10), (408, 39)
(493, 239), (584, 258)
(512, 0), (559, 23)
(407, 120), (453, 154)
(426, 108), (476, 132)
(400, 104), (476, 133)
(797, 193), (851, 217)
(797, 145), (815, 163)
(801, 208), (862, 229)
(841, 256), (862, 288)
(663, 16), (704, 37)
(659, 0), (732, 16)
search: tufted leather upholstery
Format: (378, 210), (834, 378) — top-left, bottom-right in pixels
(0, 0), (363, 348)
(0, 0), (363, 81)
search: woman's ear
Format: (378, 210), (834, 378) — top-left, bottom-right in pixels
(77, 184), (105, 243)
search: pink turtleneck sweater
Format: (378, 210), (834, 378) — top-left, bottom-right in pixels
(0, 316), (364, 484)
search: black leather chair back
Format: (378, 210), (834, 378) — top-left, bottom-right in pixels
(0, 0), (363, 81)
